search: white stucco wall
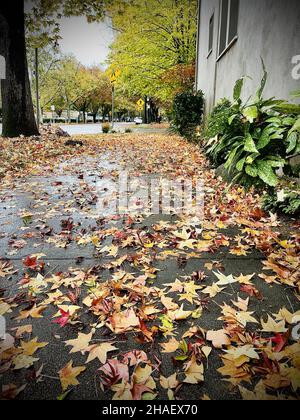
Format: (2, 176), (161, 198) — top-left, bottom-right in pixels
(196, 0), (300, 113)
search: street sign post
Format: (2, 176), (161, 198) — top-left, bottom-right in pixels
(136, 99), (145, 119)
(136, 99), (145, 109)
(110, 69), (121, 129)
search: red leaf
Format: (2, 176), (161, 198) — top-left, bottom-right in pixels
(240, 284), (263, 300)
(23, 256), (38, 269)
(131, 383), (152, 400)
(52, 309), (70, 328)
(99, 359), (129, 388)
(270, 333), (289, 352)
(250, 207), (266, 221)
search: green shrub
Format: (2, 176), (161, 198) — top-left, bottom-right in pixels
(102, 123), (110, 134)
(263, 181), (300, 216)
(172, 90), (204, 140)
(204, 99), (243, 166)
(125, 128), (133, 133)
(204, 61), (300, 189)
(204, 99), (235, 139)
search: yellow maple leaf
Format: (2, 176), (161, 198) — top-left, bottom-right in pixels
(16, 305), (47, 320)
(183, 355), (204, 384)
(65, 332), (93, 354)
(59, 361), (86, 391)
(160, 373), (178, 390)
(160, 337), (180, 353)
(261, 315), (288, 333)
(20, 337), (48, 356)
(13, 354), (39, 370)
(85, 343), (117, 364)
(206, 330), (231, 349)
(168, 305), (192, 321)
(202, 283), (225, 297)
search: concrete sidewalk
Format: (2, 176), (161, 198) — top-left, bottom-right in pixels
(0, 134), (299, 400)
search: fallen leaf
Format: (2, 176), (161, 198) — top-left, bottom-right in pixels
(207, 330), (231, 349)
(59, 361), (86, 391)
(108, 309), (140, 334)
(86, 343), (118, 364)
(160, 337), (180, 353)
(183, 355), (204, 384)
(261, 315), (288, 333)
(20, 337), (48, 356)
(65, 332), (93, 354)
(13, 354), (39, 370)
(160, 373), (178, 390)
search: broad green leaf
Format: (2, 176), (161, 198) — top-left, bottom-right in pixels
(262, 99), (285, 108)
(256, 58), (267, 100)
(245, 164), (258, 178)
(245, 153), (260, 164)
(266, 117), (281, 124)
(243, 106), (258, 123)
(286, 132), (298, 154)
(236, 157), (246, 171)
(257, 128), (271, 149)
(282, 117), (296, 126)
(269, 130), (284, 140)
(289, 117), (300, 135)
(244, 133), (258, 153)
(257, 161), (278, 187)
(224, 144), (243, 169)
(266, 159), (285, 168)
(233, 78), (244, 101)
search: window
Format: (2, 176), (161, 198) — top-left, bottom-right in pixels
(218, 0), (239, 57)
(208, 14), (214, 56)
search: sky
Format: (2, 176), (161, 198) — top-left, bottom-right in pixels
(59, 16), (115, 68)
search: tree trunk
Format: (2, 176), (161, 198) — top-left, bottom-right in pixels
(0, 1), (39, 137)
(67, 105), (71, 123)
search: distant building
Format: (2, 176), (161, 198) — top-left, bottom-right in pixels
(195, 0), (300, 114)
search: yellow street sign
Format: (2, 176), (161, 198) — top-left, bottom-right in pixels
(110, 68), (121, 85)
(136, 99), (145, 108)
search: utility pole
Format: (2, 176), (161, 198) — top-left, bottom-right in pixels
(35, 48), (41, 126)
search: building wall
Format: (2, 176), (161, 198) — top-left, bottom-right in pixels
(196, 0), (300, 114)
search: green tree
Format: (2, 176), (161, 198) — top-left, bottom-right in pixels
(108, 0), (197, 111)
(28, 46), (63, 118)
(88, 68), (112, 122)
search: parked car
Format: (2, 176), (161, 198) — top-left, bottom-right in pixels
(134, 117), (143, 125)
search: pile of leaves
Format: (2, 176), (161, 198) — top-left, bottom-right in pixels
(0, 132), (299, 400)
(0, 126), (119, 181)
